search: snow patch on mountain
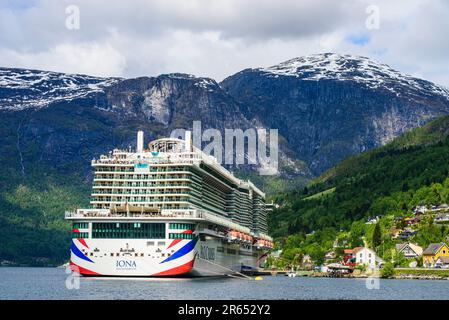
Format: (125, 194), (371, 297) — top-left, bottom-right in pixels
(0, 68), (120, 111)
(259, 53), (449, 99)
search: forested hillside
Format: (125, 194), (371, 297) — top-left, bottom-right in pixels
(270, 116), (449, 264)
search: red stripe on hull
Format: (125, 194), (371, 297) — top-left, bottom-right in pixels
(77, 238), (89, 249)
(152, 260), (194, 276)
(167, 230), (193, 249)
(167, 239), (182, 249)
(70, 261), (100, 276)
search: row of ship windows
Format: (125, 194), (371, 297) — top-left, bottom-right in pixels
(91, 195), (188, 201)
(87, 222), (198, 230)
(91, 190), (191, 195)
(94, 166), (191, 172)
(94, 175), (191, 180)
(92, 205), (190, 210)
(73, 223), (89, 229)
(73, 232), (195, 240)
(91, 222), (165, 239)
(92, 222), (165, 229)
(77, 217), (264, 232)
(92, 232), (165, 239)
(72, 232), (89, 238)
(83, 252), (172, 258)
(168, 233), (196, 239)
(93, 183), (191, 187)
(169, 223), (195, 230)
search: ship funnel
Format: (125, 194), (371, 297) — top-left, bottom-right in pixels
(137, 130), (144, 153)
(185, 130), (192, 152)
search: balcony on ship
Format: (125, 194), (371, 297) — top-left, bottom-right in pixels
(64, 207), (204, 220)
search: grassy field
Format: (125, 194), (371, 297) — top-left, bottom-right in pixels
(302, 187), (336, 201)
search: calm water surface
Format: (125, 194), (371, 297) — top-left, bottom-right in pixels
(0, 267), (448, 300)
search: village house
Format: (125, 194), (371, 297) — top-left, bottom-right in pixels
(412, 205), (428, 215)
(434, 256), (449, 268)
(395, 243), (423, 259)
(405, 217), (421, 225)
(399, 228), (417, 240)
(365, 216), (379, 224)
(353, 247), (383, 269)
(423, 243), (449, 268)
(430, 204), (449, 213)
(324, 251), (337, 262)
(390, 227), (402, 239)
(333, 238), (348, 248)
(342, 249), (356, 267)
(301, 254), (313, 270)
(434, 213), (449, 224)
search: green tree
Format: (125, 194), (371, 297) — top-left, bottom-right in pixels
(372, 222), (382, 248)
(380, 262), (395, 278)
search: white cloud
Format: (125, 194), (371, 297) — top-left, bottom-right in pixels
(0, 0), (448, 86)
(0, 42), (126, 77)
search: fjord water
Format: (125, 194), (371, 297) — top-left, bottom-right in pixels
(1, 267), (448, 300)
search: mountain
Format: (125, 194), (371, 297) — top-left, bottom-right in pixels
(0, 69), (308, 179)
(0, 67), (120, 111)
(0, 69), (306, 265)
(2, 53), (449, 265)
(221, 53), (449, 174)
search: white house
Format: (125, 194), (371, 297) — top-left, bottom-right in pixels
(353, 247), (383, 269)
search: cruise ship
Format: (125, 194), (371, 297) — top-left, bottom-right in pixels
(65, 131), (273, 277)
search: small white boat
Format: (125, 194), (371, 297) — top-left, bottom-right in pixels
(285, 270), (297, 277)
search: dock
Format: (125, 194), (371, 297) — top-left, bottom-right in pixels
(244, 269), (313, 276)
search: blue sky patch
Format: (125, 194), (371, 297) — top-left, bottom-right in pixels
(345, 33), (371, 47)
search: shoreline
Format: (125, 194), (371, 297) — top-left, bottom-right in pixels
(2, 265), (449, 281)
(263, 268), (449, 281)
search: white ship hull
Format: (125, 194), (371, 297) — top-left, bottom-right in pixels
(70, 236), (268, 277)
(66, 132), (273, 277)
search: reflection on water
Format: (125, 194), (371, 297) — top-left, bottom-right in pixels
(1, 267), (449, 300)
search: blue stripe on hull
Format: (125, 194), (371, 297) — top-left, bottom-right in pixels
(161, 240), (196, 263)
(71, 240), (94, 263)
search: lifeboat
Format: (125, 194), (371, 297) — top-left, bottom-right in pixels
(227, 230), (238, 242)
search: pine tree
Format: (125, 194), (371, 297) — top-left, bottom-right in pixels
(373, 222), (382, 248)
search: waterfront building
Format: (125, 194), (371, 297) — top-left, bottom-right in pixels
(423, 243), (449, 268)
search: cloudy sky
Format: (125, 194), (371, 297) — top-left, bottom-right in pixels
(1, 0), (448, 86)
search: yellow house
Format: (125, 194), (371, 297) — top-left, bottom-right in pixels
(423, 243), (449, 267)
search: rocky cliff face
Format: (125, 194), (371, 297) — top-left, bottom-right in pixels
(0, 70), (308, 186)
(102, 73), (253, 130)
(220, 53), (449, 174)
(1, 53), (449, 185)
